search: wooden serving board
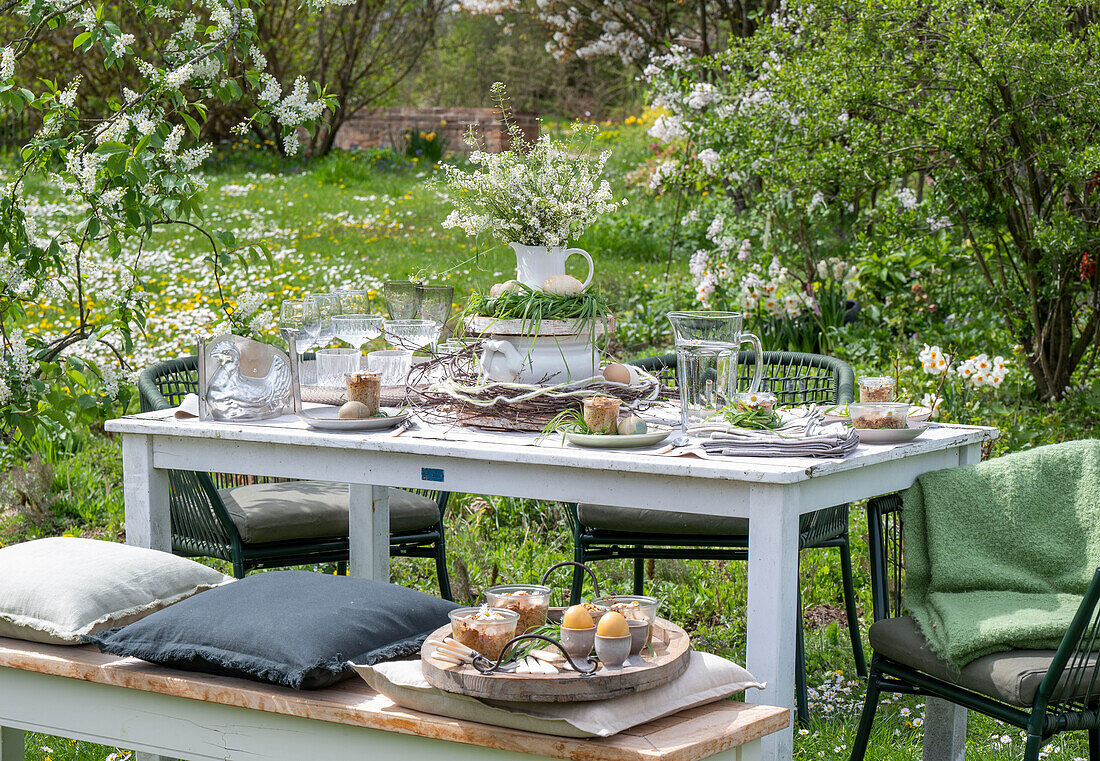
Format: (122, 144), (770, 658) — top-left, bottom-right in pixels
(421, 616), (690, 702)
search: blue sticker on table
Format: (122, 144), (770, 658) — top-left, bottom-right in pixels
(421, 467), (445, 483)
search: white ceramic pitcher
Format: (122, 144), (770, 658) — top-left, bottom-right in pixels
(511, 242), (595, 290)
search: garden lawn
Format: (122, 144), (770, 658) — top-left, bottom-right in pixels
(4, 123), (1100, 761)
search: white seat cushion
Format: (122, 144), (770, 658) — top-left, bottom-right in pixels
(0, 537), (232, 645)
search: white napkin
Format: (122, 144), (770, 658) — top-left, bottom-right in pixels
(174, 393), (200, 418)
(692, 408), (859, 458)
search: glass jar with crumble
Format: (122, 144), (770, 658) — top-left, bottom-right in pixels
(484, 584), (551, 634)
(345, 372), (380, 416)
(591, 594), (660, 644)
(858, 376), (896, 403)
(448, 606), (519, 659)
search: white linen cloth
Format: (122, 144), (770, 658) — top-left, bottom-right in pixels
(690, 407), (859, 458)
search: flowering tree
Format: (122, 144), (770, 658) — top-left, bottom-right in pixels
(0, 0), (336, 448)
(643, 0), (1100, 398)
(457, 0), (769, 64)
(253, 0), (447, 155)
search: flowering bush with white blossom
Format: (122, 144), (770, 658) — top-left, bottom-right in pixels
(0, 0), (339, 448)
(637, 0), (1100, 399)
(440, 83), (624, 248)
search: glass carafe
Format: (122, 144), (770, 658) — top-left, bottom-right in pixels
(667, 311), (764, 429)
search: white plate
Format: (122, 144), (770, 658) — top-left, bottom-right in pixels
(298, 407), (408, 431)
(565, 430), (671, 449)
(792, 405), (933, 424)
(854, 424), (929, 444)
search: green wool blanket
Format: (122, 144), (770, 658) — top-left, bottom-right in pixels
(903, 439), (1100, 668)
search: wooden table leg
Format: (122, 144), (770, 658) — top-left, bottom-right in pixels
(134, 753), (174, 761)
(746, 484), (800, 761)
(0, 726), (23, 761)
(122, 434), (171, 551)
(349, 484), (389, 581)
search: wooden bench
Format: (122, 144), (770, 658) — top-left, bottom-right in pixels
(0, 637), (788, 761)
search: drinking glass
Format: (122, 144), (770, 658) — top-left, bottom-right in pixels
(279, 298), (321, 356)
(384, 281), (454, 325)
(315, 348), (361, 387)
(309, 292), (343, 350)
(333, 314), (384, 353)
(666, 311), (763, 430)
(336, 289), (371, 315)
(368, 349), (413, 386)
(384, 318), (441, 351)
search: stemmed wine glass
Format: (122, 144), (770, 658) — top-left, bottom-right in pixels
(333, 314), (384, 355)
(383, 319), (441, 352)
(336, 289), (371, 315)
(279, 299), (321, 356)
(308, 292), (343, 351)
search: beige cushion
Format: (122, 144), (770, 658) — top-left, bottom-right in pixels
(870, 616), (1100, 706)
(578, 503), (750, 536)
(0, 537), (232, 645)
(353, 651), (763, 738)
(218, 481), (441, 544)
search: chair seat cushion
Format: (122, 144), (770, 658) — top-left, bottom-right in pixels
(577, 503), (749, 536)
(218, 482), (440, 544)
(88, 570), (459, 690)
(869, 616), (1099, 706)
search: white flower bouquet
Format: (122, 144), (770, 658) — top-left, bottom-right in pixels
(440, 83), (624, 248)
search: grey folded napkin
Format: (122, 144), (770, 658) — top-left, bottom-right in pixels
(691, 411), (859, 458)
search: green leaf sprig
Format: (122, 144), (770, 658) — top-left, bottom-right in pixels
(719, 402), (783, 431)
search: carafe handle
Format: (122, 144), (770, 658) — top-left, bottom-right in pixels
(742, 332), (764, 394)
(564, 247), (595, 290)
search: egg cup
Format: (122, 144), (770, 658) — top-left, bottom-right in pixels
(627, 619), (649, 656)
(559, 625), (596, 661)
(595, 634), (632, 670)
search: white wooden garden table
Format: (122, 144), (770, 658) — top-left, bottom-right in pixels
(106, 409), (996, 761)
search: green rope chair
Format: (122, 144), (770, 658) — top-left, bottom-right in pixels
(565, 350), (864, 725)
(851, 494), (1100, 761)
(137, 356), (452, 598)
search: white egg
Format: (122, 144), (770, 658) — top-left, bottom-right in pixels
(339, 401), (369, 419)
(489, 282), (506, 298)
(541, 274), (584, 296)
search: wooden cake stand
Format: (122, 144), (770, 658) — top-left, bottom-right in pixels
(420, 616), (690, 702)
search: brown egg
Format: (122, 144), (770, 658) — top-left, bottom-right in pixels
(596, 611), (629, 638)
(562, 604), (595, 630)
(602, 363), (631, 385)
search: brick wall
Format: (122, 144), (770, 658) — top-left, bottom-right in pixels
(334, 107), (538, 156)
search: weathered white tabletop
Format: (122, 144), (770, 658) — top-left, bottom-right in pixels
(106, 409), (996, 761)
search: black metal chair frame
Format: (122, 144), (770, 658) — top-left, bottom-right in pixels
(566, 350), (866, 725)
(851, 493), (1100, 761)
(137, 356), (452, 598)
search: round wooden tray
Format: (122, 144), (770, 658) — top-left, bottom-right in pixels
(420, 615), (690, 702)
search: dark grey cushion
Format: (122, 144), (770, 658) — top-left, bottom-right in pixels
(577, 503), (749, 536)
(87, 570), (459, 690)
(218, 481), (441, 543)
(870, 616), (1099, 706)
